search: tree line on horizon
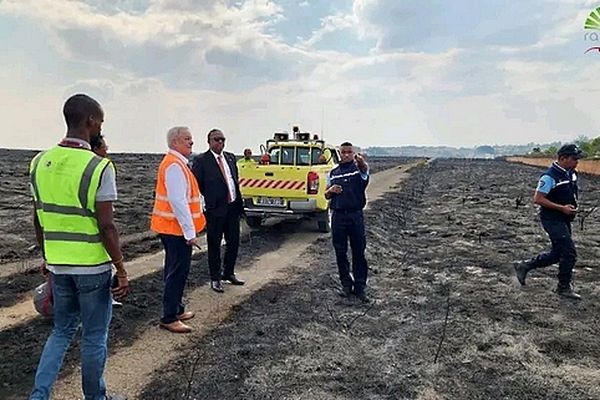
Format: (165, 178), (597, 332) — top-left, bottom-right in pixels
(529, 136), (600, 159)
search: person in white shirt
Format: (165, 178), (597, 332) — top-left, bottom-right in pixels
(150, 127), (205, 334)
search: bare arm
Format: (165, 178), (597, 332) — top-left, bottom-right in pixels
(32, 208), (44, 255)
(324, 171), (342, 199)
(96, 201), (130, 299)
(355, 154), (369, 173)
(96, 201), (125, 273)
(32, 208), (48, 275)
(324, 188), (335, 200)
(325, 184), (343, 199)
(533, 191), (576, 216)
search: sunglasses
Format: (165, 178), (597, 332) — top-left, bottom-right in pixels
(212, 137), (226, 143)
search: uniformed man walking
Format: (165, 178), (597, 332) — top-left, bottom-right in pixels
(514, 144), (584, 300)
(325, 142), (370, 302)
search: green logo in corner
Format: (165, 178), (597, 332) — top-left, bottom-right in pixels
(585, 6), (600, 30)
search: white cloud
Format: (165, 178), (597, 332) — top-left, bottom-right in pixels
(1, 0), (599, 153)
(303, 13), (357, 47)
(0, 0), (291, 89)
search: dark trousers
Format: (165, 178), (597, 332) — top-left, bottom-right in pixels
(205, 204), (240, 281)
(528, 218), (576, 286)
(159, 234), (192, 324)
(331, 210), (368, 293)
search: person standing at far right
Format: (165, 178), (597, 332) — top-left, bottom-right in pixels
(514, 144), (585, 300)
(325, 142), (370, 302)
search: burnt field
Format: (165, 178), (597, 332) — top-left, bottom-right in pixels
(140, 159), (600, 400)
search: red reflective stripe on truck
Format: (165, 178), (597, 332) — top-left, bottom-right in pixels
(241, 179), (306, 190)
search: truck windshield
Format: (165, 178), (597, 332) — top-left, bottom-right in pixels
(297, 147), (310, 165)
(268, 146), (295, 165)
(311, 148), (323, 164)
(269, 147), (280, 164)
(280, 146), (295, 165)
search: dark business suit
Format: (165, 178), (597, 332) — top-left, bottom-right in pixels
(192, 150), (243, 281)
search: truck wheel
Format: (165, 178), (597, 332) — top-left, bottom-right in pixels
(245, 216), (262, 229)
(317, 211), (331, 233)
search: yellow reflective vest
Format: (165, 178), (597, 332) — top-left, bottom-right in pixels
(30, 146), (112, 267)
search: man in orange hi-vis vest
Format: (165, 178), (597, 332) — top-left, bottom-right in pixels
(151, 126), (206, 334)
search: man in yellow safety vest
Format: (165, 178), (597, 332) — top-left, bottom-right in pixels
(28, 94), (129, 400)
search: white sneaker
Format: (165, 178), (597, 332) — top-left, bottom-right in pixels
(112, 299), (123, 308)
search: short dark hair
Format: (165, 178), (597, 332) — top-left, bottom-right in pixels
(90, 134), (104, 151)
(207, 128), (222, 141)
(340, 142), (353, 147)
(63, 94), (102, 129)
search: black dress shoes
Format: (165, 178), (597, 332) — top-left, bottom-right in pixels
(210, 280), (224, 293)
(222, 274), (245, 285)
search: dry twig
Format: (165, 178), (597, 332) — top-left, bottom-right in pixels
(434, 288), (451, 364)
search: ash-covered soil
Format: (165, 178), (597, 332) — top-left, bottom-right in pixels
(139, 159), (600, 400)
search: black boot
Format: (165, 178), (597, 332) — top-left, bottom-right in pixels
(339, 286), (353, 298)
(354, 287), (370, 303)
(555, 283), (582, 300)
(513, 261), (532, 286)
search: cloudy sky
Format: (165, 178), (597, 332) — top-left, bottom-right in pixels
(0, 0), (598, 153)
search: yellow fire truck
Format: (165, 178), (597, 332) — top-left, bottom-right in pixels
(238, 127), (340, 232)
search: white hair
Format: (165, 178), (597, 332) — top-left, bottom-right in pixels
(167, 126), (190, 148)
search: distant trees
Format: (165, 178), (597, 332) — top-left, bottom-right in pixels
(575, 135), (600, 158)
(529, 145), (558, 157)
(546, 146), (558, 156)
(529, 136), (600, 158)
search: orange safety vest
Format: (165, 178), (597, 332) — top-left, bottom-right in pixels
(151, 152), (206, 236)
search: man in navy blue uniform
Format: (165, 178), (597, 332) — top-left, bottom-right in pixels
(514, 144), (584, 300)
(325, 142), (370, 302)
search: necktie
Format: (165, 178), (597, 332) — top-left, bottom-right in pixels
(217, 155), (233, 203)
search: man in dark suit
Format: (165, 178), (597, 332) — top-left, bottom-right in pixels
(192, 128), (245, 293)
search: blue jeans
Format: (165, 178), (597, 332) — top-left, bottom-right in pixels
(30, 271), (112, 400)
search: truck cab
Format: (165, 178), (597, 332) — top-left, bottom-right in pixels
(239, 127), (339, 232)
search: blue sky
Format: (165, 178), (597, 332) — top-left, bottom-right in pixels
(0, 0), (598, 153)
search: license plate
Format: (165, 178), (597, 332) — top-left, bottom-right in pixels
(256, 197), (284, 206)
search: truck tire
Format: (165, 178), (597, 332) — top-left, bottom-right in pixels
(317, 211), (331, 233)
(245, 216), (262, 229)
